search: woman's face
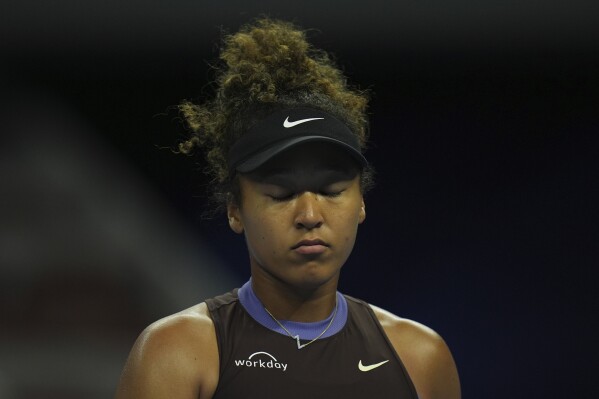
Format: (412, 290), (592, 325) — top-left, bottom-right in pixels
(227, 142), (366, 291)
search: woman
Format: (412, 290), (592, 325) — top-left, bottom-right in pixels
(116, 18), (460, 399)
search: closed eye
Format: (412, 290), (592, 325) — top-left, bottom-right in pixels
(266, 189), (296, 202)
(268, 193), (295, 202)
(269, 190), (343, 201)
(263, 182), (349, 201)
(319, 181), (349, 198)
(320, 190), (344, 198)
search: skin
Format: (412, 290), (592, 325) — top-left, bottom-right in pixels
(228, 143), (366, 321)
(115, 143), (461, 399)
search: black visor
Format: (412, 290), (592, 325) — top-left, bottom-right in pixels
(227, 107), (367, 175)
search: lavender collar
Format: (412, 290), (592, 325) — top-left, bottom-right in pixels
(238, 279), (348, 340)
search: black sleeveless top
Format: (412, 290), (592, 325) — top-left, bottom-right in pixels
(205, 289), (419, 399)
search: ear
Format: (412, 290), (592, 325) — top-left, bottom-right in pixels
(227, 203), (244, 234)
(358, 199), (366, 224)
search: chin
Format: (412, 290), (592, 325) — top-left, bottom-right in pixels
(287, 265), (341, 291)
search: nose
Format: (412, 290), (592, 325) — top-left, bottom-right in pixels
(294, 192), (324, 230)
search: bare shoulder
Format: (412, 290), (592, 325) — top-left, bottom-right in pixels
(370, 305), (461, 399)
(137, 302), (216, 354)
(115, 303), (219, 399)
(370, 305), (447, 362)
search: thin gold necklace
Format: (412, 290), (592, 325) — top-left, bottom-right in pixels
(263, 300), (338, 350)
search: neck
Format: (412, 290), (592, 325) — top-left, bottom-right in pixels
(250, 268), (339, 322)
(237, 280), (349, 341)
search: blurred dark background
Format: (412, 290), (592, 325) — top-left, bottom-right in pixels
(1, 1), (598, 398)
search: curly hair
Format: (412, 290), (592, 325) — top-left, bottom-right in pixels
(178, 18), (372, 211)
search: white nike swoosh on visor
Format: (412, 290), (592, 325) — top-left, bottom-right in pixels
(358, 359), (389, 372)
(283, 116), (324, 128)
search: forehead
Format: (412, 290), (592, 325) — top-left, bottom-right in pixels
(245, 142), (360, 183)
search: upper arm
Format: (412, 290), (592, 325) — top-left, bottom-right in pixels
(115, 304), (219, 399)
(371, 305), (461, 399)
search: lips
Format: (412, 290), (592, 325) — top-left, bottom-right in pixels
(291, 239), (329, 255)
(291, 239), (328, 249)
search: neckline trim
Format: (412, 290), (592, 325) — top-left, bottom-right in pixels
(237, 279), (348, 340)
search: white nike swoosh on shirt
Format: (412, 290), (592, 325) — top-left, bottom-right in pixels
(358, 359), (389, 372)
(283, 116), (324, 128)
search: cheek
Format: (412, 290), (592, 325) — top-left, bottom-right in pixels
(332, 209), (361, 243)
(244, 213), (285, 257)
(342, 225), (359, 245)
(260, 226), (278, 256)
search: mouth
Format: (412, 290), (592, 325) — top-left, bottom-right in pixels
(291, 239), (329, 255)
